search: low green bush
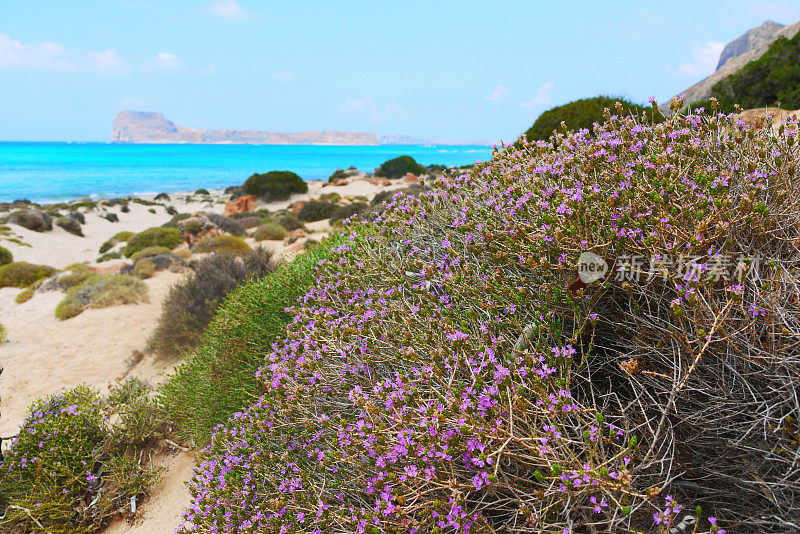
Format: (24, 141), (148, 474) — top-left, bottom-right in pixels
(15, 287), (34, 304)
(243, 171), (308, 201)
(297, 200), (337, 222)
(330, 202), (367, 224)
(55, 216), (83, 236)
(328, 167), (358, 182)
(123, 227), (182, 258)
(99, 239), (115, 254)
(0, 384), (166, 533)
(6, 209), (53, 232)
(97, 251), (122, 263)
(39, 263), (94, 292)
(130, 245), (172, 263)
(523, 95), (661, 141)
(133, 258), (156, 279)
(319, 192), (341, 203)
(148, 247), (274, 358)
(253, 222), (288, 241)
(55, 274), (148, 320)
(0, 262), (57, 288)
(159, 239), (337, 443)
(192, 235), (251, 255)
(276, 212), (303, 231)
(375, 155), (425, 179)
(195, 188), (210, 195)
(0, 245), (12, 266)
(0, 322), (5, 342)
(154, 193), (171, 202)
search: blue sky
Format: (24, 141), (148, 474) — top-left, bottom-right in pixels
(1, 0), (798, 143)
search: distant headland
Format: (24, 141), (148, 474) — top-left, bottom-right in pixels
(112, 111), (379, 145)
(112, 111), (486, 146)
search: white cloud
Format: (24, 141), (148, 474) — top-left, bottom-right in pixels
(676, 41), (724, 77)
(340, 95), (404, 122)
(89, 50), (125, 74)
(0, 33), (125, 73)
(484, 85), (508, 101)
(145, 52), (182, 71)
(521, 82), (554, 108)
(210, 0), (243, 19)
(270, 70), (291, 83)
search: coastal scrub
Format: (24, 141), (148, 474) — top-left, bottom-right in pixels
(0, 384), (165, 533)
(123, 227), (182, 258)
(0, 262), (57, 288)
(55, 274), (148, 320)
(180, 100), (799, 533)
(147, 247), (274, 358)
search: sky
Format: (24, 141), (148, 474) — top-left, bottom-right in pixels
(1, 0), (799, 143)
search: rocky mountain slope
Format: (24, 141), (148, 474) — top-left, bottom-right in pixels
(112, 111), (379, 145)
(716, 20), (785, 69)
(672, 19), (800, 107)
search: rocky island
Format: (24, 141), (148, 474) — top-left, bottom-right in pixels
(112, 111), (379, 145)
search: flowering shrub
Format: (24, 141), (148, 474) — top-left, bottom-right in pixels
(0, 384), (164, 532)
(180, 100), (800, 533)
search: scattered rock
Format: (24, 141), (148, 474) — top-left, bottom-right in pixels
(224, 194), (257, 217)
(102, 213), (119, 223)
(289, 228), (308, 239)
(289, 200), (307, 213)
(178, 214), (221, 247)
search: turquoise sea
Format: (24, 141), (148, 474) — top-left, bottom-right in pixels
(0, 143), (492, 203)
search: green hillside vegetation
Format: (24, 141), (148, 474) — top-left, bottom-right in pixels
(159, 238), (340, 443)
(524, 95), (662, 141)
(711, 30), (800, 110)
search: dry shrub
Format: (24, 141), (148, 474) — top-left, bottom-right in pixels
(192, 235), (251, 255)
(147, 247), (274, 358)
(0, 262), (57, 288)
(253, 222), (288, 241)
(181, 101), (800, 534)
(55, 274), (148, 320)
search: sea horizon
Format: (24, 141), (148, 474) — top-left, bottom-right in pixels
(0, 141), (492, 203)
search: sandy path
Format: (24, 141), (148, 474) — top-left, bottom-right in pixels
(104, 451), (196, 534)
